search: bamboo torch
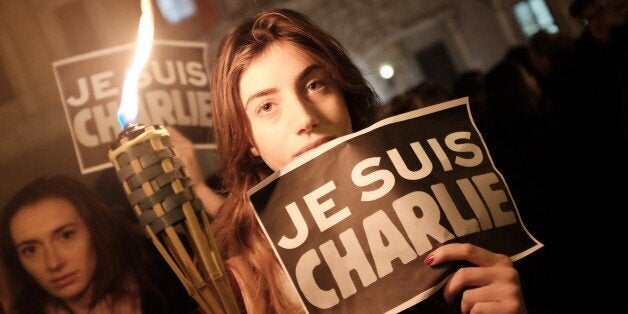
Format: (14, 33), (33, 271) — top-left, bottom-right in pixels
(107, 1), (238, 313)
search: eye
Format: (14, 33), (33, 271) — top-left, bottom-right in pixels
(255, 102), (277, 117)
(60, 229), (76, 241)
(307, 80), (326, 91)
(19, 245), (37, 257)
(260, 103), (273, 113)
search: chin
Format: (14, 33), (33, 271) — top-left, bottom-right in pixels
(51, 284), (88, 301)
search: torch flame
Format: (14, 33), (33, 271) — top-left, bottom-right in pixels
(117, 0), (155, 129)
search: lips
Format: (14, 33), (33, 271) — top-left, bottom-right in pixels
(50, 272), (77, 289)
(293, 137), (333, 158)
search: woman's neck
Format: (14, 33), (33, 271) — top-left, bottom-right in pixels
(48, 279), (141, 314)
(64, 295), (93, 314)
(45, 288), (93, 314)
(49, 293), (141, 314)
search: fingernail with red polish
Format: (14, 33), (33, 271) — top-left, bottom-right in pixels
(424, 254), (434, 265)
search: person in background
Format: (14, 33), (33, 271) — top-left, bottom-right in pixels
(206, 8), (527, 313)
(539, 1), (628, 308)
(452, 71), (493, 147)
(566, 0), (627, 145)
(0, 176), (197, 314)
(378, 80), (452, 120)
(452, 71), (486, 110)
(405, 80), (452, 109)
(570, 0), (627, 44)
(377, 93), (416, 120)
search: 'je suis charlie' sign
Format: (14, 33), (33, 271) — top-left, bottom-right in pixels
(52, 40), (214, 174)
(247, 98), (543, 313)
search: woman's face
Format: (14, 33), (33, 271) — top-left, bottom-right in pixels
(239, 41), (352, 171)
(10, 197), (97, 303)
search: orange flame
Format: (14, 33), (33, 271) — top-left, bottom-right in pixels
(117, 0), (155, 128)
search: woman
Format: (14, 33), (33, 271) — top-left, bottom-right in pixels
(209, 8), (526, 313)
(0, 176), (197, 314)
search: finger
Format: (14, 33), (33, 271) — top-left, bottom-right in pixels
(427, 243), (512, 267)
(468, 302), (501, 314)
(166, 126), (187, 141)
(443, 267), (490, 304)
(167, 127), (195, 151)
(443, 266), (520, 305)
(165, 125), (180, 136)
(467, 300), (525, 314)
(457, 280), (521, 313)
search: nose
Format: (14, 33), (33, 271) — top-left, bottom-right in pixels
(44, 245), (64, 272)
(288, 94), (319, 135)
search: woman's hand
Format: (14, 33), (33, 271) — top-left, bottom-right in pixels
(426, 243), (527, 314)
(166, 126), (224, 215)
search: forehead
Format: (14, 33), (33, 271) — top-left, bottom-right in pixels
(10, 197), (83, 243)
(239, 42), (316, 96)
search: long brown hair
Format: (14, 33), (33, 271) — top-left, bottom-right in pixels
(210, 8), (380, 312)
(0, 176), (152, 313)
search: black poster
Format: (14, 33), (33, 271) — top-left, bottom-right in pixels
(52, 40), (214, 174)
(248, 98), (542, 313)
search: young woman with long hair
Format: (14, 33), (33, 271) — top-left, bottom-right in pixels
(208, 8), (527, 313)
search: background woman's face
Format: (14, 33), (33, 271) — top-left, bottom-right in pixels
(239, 41), (352, 171)
(10, 197), (97, 303)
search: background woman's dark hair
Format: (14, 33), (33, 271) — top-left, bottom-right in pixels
(0, 176), (157, 313)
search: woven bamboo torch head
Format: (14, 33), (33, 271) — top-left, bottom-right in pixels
(108, 124), (239, 314)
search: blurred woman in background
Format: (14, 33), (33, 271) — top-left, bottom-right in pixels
(0, 175), (196, 314)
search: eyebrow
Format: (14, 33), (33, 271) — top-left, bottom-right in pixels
(243, 64), (321, 109)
